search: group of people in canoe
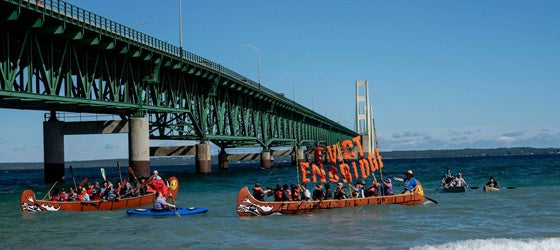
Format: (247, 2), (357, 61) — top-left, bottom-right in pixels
(46, 170), (171, 202)
(252, 169), (425, 202)
(441, 168), (500, 190)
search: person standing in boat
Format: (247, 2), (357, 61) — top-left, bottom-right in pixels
(486, 176), (500, 188)
(452, 173), (468, 188)
(394, 170), (418, 194)
(153, 191), (176, 212)
(334, 182), (347, 199)
(150, 170), (169, 197)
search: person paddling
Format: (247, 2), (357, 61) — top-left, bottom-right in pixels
(394, 170), (418, 194)
(486, 176), (500, 188)
(153, 192), (176, 212)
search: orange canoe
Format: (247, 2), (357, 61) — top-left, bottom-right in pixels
(21, 177), (179, 212)
(236, 184), (426, 216)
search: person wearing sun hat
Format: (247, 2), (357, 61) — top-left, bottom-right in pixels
(393, 170), (418, 194)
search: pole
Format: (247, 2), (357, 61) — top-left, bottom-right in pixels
(179, 0), (183, 56)
(245, 44), (261, 88)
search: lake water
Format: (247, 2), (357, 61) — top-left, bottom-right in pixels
(1, 154), (559, 249)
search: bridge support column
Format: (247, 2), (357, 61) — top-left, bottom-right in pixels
(260, 151), (272, 169)
(196, 143), (211, 174)
(291, 148), (305, 166)
(218, 149), (228, 170)
(43, 116), (65, 184)
(129, 117), (150, 179)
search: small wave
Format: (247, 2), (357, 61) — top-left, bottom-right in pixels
(411, 237), (560, 250)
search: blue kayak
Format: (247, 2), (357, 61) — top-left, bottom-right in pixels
(126, 207), (208, 216)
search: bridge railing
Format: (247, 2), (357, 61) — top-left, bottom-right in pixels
(9, 0), (349, 132)
(15, 0), (267, 90)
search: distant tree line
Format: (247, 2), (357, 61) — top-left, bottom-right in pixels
(381, 147), (560, 159)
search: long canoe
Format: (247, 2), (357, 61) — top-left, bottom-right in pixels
(20, 177), (179, 212)
(236, 184), (426, 217)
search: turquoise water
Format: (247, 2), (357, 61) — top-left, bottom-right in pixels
(1, 155), (559, 249)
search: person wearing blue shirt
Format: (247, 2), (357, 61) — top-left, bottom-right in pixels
(393, 170), (418, 194)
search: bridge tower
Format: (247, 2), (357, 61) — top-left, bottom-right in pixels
(355, 80), (374, 155)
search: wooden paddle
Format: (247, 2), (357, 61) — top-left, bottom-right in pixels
(69, 165), (77, 190)
(424, 196), (439, 204)
(78, 178), (89, 189)
(101, 168), (107, 182)
(41, 181), (59, 200)
(117, 161), (123, 184)
(128, 166), (140, 185)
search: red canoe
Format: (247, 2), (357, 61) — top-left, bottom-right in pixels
(20, 177), (179, 212)
(236, 183), (426, 217)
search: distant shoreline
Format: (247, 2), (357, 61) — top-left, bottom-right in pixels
(1, 147), (558, 169)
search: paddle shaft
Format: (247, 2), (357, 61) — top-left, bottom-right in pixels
(424, 196), (439, 204)
(117, 161), (123, 184)
(70, 166), (77, 190)
(101, 168), (106, 182)
(128, 166), (140, 185)
(42, 181), (58, 200)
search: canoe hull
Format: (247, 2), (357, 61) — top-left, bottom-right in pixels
(236, 185), (426, 217)
(126, 207), (208, 216)
(442, 186), (466, 193)
(483, 185), (500, 192)
(20, 177), (179, 212)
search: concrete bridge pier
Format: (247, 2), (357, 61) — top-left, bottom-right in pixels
(218, 148), (228, 170)
(128, 117), (150, 179)
(43, 116), (65, 183)
(196, 142), (211, 174)
(260, 150), (272, 169)
(291, 147), (305, 166)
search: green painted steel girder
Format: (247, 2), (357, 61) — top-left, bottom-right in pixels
(0, 0), (357, 150)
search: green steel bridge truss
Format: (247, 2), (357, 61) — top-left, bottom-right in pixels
(0, 0), (357, 149)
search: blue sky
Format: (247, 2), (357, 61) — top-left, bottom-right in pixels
(1, 0), (559, 162)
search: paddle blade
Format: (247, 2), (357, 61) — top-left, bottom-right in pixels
(101, 168), (106, 181)
(78, 178), (89, 187)
(69, 165), (74, 176)
(424, 196), (439, 204)
(128, 166), (135, 175)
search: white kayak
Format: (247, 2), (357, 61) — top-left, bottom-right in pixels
(483, 185), (500, 192)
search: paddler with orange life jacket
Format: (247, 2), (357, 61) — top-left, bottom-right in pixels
(252, 183), (270, 201)
(273, 184), (284, 201)
(77, 187), (90, 201)
(150, 170), (169, 197)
